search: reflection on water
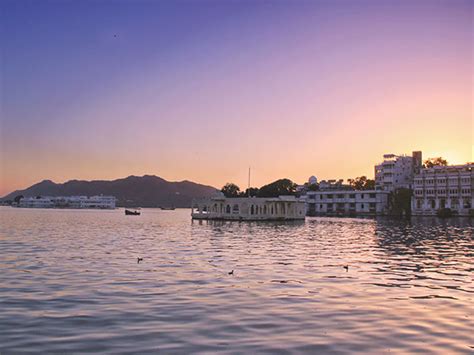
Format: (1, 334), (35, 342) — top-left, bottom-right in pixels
(0, 207), (472, 353)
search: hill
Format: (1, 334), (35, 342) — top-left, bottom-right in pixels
(1, 175), (218, 207)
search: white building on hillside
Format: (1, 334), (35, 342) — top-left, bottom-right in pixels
(375, 151), (422, 191)
(412, 163), (473, 216)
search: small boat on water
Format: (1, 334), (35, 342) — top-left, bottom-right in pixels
(125, 209), (140, 216)
(160, 206), (175, 210)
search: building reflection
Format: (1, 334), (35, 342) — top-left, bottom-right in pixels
(373, 216), (473, 269)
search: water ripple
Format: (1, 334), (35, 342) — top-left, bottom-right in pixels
(0, 208), (473, 353)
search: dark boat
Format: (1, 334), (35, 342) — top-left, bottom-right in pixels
(160, 206), (175, 210)
(125, 209), (140, 216)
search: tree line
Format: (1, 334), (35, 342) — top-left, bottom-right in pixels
(220, 176), (376, 198)
(220, 156), (451, 199)
(221, 179), (297, 198)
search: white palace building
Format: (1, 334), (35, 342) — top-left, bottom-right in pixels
(17, 195), (116, 209)
(412, 163), (473, 216)
(191, 195), (306, 221)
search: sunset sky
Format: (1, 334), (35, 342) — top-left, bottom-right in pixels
(1, 0), (472, 196)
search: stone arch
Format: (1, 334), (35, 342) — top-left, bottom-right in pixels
(226, 205), (231, 214)
(232, 204), (239, 214)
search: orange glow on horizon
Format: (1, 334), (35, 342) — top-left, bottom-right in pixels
(1, 1), (471, 197)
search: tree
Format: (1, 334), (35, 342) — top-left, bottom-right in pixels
(13, 195), (24, 203)
(307, 183), (319, 191)
(242, 187), (259, 197)
(257, 179), (297, 197)
(389, 188), (412, 217)
(364, 179), (375, 190)
(221, 183), (240, 198)
(348, 176), (375, 190)
(424, 157), (448, 168)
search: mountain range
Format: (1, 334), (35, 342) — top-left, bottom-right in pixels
(1, 175), (218, 207)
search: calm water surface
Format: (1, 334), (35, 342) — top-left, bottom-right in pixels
(0, 207), (473, 354)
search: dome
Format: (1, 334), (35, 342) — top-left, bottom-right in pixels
(308, 176), (317, 185)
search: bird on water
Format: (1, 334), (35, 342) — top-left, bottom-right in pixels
(343, 265), (349, 272)
(137, 257), (143, 264)
(228, 270), (234, 275)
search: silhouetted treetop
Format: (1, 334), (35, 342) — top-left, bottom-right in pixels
(257, 179), (297, 197)
(221, 183), (241, 197)
(424, 157), (448, 168)
(347, 176), (375, 190)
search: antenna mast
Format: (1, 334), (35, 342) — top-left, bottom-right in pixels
(248, 167), (251, 197)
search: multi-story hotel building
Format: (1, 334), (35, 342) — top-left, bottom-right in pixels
(412, 163), (473, 216)
(375, 151), (422, 191)
(306, 190), (390, 216)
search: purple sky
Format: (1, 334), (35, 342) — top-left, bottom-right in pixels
(1, 0), (472, 195)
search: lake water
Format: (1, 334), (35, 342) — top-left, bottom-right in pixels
(0, 207), (473, 353)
